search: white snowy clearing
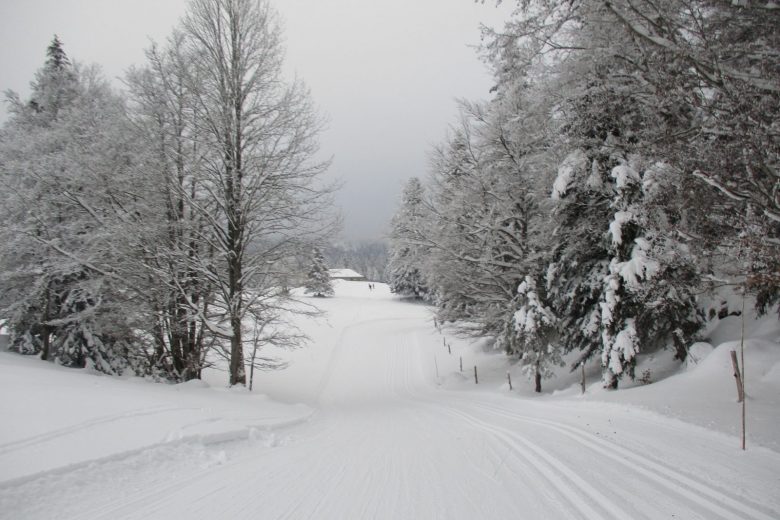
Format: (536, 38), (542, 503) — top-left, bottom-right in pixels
(1, 280), (779, 519)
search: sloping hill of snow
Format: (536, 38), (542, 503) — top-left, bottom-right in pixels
(0, 353), (312, 486)
(587, 333), (780, 450)
(431, 292), (780, 451)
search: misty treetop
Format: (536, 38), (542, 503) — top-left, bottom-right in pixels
(0, 0), (337, 384)
(388, 0), (778, 391)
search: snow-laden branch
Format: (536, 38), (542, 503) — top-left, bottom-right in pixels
(604, 0), (780, 93)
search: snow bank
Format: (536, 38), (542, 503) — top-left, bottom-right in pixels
(581, 315), (780, 451)
(435, 301), (780, 451)
(685, 342), (714, 370)
(0, 352), (313, 485)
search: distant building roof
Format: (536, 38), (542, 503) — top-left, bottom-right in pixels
(329, 269), (364, 279)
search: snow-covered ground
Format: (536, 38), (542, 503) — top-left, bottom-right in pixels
(1, 280), (779, 519)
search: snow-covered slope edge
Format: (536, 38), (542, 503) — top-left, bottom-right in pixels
(0, 352), (313, 486)
(435, 309), (780, 452)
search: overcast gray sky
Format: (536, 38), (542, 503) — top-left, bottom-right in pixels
(0, 0), (514, 241)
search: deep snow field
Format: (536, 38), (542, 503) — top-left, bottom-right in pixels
(1, 280), (778, 519)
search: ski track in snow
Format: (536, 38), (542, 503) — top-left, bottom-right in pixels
(436, 406), (629, 520)
(0, 405), (198, 455)
(444, 399), (779, 520)
(1, 282), (779, 520)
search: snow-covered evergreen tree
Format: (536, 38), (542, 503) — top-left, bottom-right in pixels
(599, 158), (651, 388)
(25, 35), (79, 121)
(545, 145), (613, 369)
(507, 275), (561, 393)
(598, 1), (780, 315)
(0, 38), (141, 373)
(598, 157), (704, 387)
(387, 177), (429, 299)
(305, 248), (334, 297)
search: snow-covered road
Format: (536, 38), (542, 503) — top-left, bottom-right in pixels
(2, 281), (779, 519)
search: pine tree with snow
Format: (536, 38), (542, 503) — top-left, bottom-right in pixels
(545, 146), (613, 368)
(600, 156), (703, 388)
(599, 158), (647, 388)
(305, 248), (334, 297)
(387, 248), (428, 299)
(0, 38), (140, 373)
(26, 35), (79, 121)
(506, 275), (562, 393)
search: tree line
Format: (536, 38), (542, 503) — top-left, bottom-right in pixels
(387, 0), (779, 391)
(0, 0), (337, 385)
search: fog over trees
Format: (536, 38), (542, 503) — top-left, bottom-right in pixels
(324, 241), (389, 283)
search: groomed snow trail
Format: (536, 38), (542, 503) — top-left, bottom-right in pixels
(2, 282), (779, 520)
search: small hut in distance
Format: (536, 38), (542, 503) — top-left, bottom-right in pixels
(328, 269), (365, 282)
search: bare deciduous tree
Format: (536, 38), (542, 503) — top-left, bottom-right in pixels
(182, 0), (335, 386)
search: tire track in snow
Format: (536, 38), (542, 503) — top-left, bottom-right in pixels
(455, 399), (779, 520)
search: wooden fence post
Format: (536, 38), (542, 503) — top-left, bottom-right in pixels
(459, 356), (463, 373)
(447, 343), (451, 355)
(507, 372), (512, 391)
(474, 365), (479, 385)
(739, 286), (747, 451)
(730, 350), (744, 403)
(581, 362), (586, 395)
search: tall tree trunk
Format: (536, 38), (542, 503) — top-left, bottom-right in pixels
(604, 370), (618, 390)
(151, 313), (168, 372)
(228, 205), (245, 386)
(40, 284), (51, 361)
(534, 361), (542, 393)
(229, 315), (245, 385)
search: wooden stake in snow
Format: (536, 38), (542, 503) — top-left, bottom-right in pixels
(730, 350), (744, 403)
(459, 356), (463, 373)
(447, 343), (451, 355)
(474, 365), (479, 385)
(248, 316), (266, 392)
(507, 372), (512, 391)
(434, 355), (440, 380)
(581, 362), (586, 395)
(740, 285), (747, 451)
